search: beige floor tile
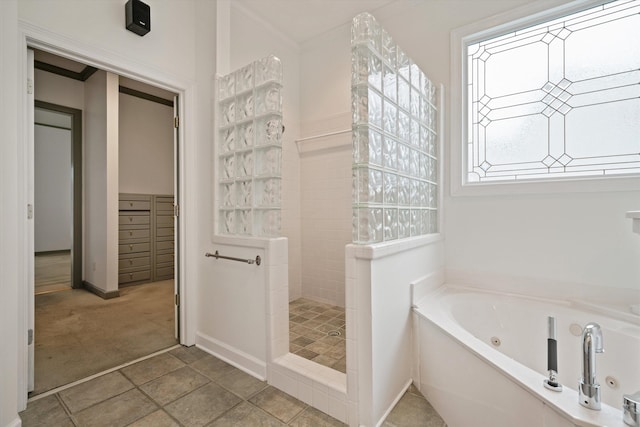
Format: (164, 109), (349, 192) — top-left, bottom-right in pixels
(295, 348), (319, 360)
(208, 401), (285, 427)
(214, 367), (268, 399)
(128, 410), (180, 427)
(249, 386), (307, 423)
(120, 352), (185, 386)
(305, 340), (334, 355)
(74, 388), (157, 427)
(59, 371), (134, 413)
(19, 395), (73, 427)
(289, 406), (347, 427)
(291, 336), (314, 347)
(331, 357), (347, 373)
(140, 366), (210, 405)
(169, 345), (208, 364)
(325, 344), (346, 360)
(382, 391), (445, 427)
(164, 382), (241, 427)
(190, 354), (238, 381)
(312, 354), (338, 369)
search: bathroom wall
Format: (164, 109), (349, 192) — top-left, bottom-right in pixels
(295, 0), (640, 296)
(298, 133), (352, 307)
(375, 0), (640, 294)
(1, 2), (21, 425)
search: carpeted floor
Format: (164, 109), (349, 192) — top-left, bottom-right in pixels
(33, 280), (177, 396)
(35, 251), (72, 294)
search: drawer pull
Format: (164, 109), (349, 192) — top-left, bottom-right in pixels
(129, 231), (133, 236)
(129, 259), (133, 265)
(129, 273), (133, 279)
(129, 244), (133, 250)
(129, 217), (133, 222)
(129, 202), (134, 207)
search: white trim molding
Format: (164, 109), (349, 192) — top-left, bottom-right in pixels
(17, 19), (197, 410)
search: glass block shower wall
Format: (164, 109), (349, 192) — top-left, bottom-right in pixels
(217, 55), (283, 237)
(351, 13), (438, 244)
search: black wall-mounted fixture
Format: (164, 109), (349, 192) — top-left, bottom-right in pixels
(125, 0), (150, 36)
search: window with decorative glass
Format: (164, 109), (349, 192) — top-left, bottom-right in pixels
(465, 0), (639, 184)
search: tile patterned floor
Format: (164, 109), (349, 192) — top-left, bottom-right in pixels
(20, 347), (446, 426)
(288, 298), (346, 373)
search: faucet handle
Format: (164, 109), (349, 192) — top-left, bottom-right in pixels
(624, 391), (640, 427)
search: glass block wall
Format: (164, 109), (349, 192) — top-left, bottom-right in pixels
(217, 55), (283, 237)
(351, 13), (438, 244)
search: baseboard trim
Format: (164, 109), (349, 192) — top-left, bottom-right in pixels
(195, 332), (267, 380)
(82, 281), (119, 299)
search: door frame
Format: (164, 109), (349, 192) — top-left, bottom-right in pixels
(34, 100), (83, 290)
(18, 22), (195, 410)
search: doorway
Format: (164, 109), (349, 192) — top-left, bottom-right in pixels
(34, 101), (82, 295)
(30, 49), (181, 396)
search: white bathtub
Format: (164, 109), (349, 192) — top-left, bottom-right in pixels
(413, 285), (640, 427)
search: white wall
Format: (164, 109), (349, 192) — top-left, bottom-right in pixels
(2, 0), (213, 421)
(1, 1), (22, 425)
(299, 24), (352, 135)
(295, 0), (640, 296)
(118, 93), (174, 195)
(83, 70), (119, 295)
(34, 69), (84, 110)
(299, 134), (352, 307)
(34, 125), (72, 252)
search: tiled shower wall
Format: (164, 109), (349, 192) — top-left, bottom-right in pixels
(351, 13), (439, 244)
(217, 55), (284, 237)
(299, 136), (352, 307)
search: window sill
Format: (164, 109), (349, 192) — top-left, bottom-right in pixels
(451, 174), (640, 197)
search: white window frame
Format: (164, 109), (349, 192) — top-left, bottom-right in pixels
(450, 0), (640, 196)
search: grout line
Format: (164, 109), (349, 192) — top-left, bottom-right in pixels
(27, 344), (181, 403)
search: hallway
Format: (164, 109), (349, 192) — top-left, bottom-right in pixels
(21, 346), (446, 426)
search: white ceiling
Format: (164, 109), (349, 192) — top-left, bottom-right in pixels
(233, 0), (399, 44)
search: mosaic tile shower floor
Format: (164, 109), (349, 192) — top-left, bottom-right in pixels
(288, 298), (346, 373)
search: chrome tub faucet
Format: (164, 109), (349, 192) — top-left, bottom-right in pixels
(579, 322), (604, 410)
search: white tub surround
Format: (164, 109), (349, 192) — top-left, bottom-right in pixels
(627, 211), (640, 235)
(346, 235), (444, 426)
(413, 285), (640, 427)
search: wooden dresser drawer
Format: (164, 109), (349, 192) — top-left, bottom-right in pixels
(118, 255), (151, 272)
(119, 270), (151, 285)
(119, 199), (151, 211)
(119, 229), (150, 242)
(119, 242), (150, 255)
(119, 213), (150, 226)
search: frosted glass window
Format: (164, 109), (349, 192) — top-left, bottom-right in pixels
(467, 0), (640, 183)
(217, 55), (283, 236)
(352, 13), (438, 244)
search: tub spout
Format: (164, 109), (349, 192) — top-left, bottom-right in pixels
(579, 322), (604, 410)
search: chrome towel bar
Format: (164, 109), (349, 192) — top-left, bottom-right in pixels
(205, 250), (261, 266)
